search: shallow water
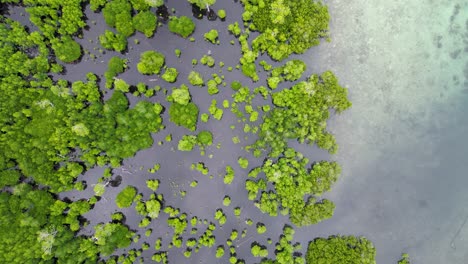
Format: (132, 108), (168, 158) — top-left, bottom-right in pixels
(303, 0), (468, 263)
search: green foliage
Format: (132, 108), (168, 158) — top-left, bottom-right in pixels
(218, 9), (226, 19)
(0, 26), (163, 191)
(216, 246), (225, 258)
(306, 236), (376, 264)
(102, 0), (134, 37)
(0, 2), (362, 263)
(251, 243), (268, 257)
(201, 113), (210, 122)
(113, 78), (130, 93)
(188, 71), (204, 86)
(228, 22), (242, 36)
(51, 36), (81, 63)
(145, 198), (162, 219)
(146, 179), (160, 191)
(161, 67), (179, 83)
(178, 135), (197, 151)
(209, 100), (224, 120)
(241, 62), (259, 81)
(231, 81), (243, 91)
(223, 196), (231, 206)
(245, 0), (330, 60)
(169, 102), (199, 131)
(152, 251), (168, 263)
(252, 149), (340, 226)
(260, 225), (303, 264)
(23, 0), (86, 41)
(94, 183), (106, 196)
(90, 0), (108, 11)
(99, 30), (128, 52)
(256, 223), (267, 234)
(267, 59), (307, 89)
(116, 186), (137, 208)
(137, 50), (165, 75)
(251, 71), (351, 157)
(93, 222), (133, 256)
(207, 79), (219, 95)
(234, 207), (241, 217)
(238, 156), (249, 169)
(133, 11), (157, 37)
(204, 29), (219, 44)
(201, 55), (216, 67)
(168, 16), (196, 38)
(223, 166), (235, 184)
(105, 57), (127, 88)
(197, 130), (213, 146)
(169, 84), (191, 105)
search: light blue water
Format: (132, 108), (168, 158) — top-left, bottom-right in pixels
(303, 0), (468, 263)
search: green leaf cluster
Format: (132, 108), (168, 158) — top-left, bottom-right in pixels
(223, 165), (235, 184)
(306, 236), (376, 264)
(169, 102), (199, 131)
(245, 0), (330, 61)
(133, 10), (157, 37)
(204, 29), (219, 44)
(188, 71), (205, 86)
(267, 59), (307, 89)
(161, 67), (179, 83)
(105, 57), (127, 88)
(99, 30), (128, 52)
(51, 36), (82, 63)
(209, 99), (224, 120)
(251, 71), (352, 157)
(252, 149), (340, 226)
(168, 16), (196, 38)
(93, 222), (134, 256)
(137, 50), (165, 75)
(103, 0), (134, 37)
(116, 186), (137, 208)
(251, 243), (268, 257)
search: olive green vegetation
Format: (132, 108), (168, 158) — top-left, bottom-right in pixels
(168, 16), (196, 38)
(201, 54), (216, 67)
(188, 70), (205, 86)
(116, 186), (137, 208)
(244, 0), (330, 61)
(204, 29), (219, 44)
(0, 0), (402, 263)
(258, 225), (302, 264)
(250, 71), (352, 158)
(177, 130), (213, 152)
(306, 236), (377, 264)
(169, 102), (199, 131)
(161, 67), (179, 83)
(105, 56), (127, 88)
(267, 59), (307, 89)
(133, 10), (157, 37)
(218, 9), (227, 19)
(137, 50), (165, 75)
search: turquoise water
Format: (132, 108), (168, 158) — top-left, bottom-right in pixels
(304, 0), (468, 263)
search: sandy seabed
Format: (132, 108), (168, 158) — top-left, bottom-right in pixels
(301, 0), (468, 263)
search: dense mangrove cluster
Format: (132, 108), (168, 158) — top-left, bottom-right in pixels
(0, 0), (410, 263)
